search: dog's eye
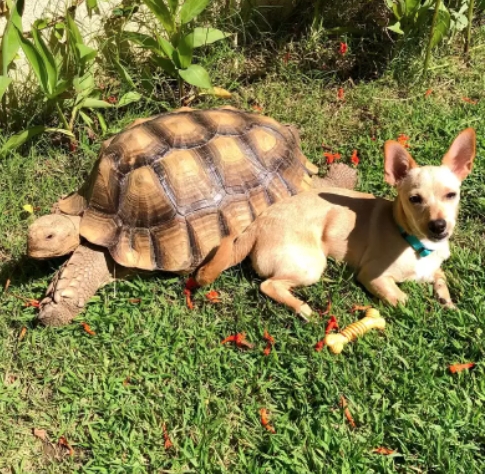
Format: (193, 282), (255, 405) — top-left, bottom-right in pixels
(445, 192), (457, 200)
(409, 195), (422, 204)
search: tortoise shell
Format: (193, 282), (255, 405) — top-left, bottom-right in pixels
(59, 107), (315, 273)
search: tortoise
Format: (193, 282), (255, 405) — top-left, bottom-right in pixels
(27, 106), (357, 326)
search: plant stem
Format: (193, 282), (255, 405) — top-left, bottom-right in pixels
(69, 107), (79, 133)
(178, 76), (185, 104)
(423, 0), (442, 75)
(55, 101), (70, 131)
(464, 0), (475, 56)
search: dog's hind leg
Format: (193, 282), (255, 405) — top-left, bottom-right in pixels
(260, 278), (314, 322)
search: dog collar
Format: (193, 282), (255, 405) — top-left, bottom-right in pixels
(398, 226), (434, 258)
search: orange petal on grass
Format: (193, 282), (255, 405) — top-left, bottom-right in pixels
(185, 277), (199, 292)
(81, 322), (96, 336)
(260, 408), (276, 433)
(340, 395), (356, 428)
(163, 423), (173, 450)
(252, 104), (264, 113)
(425, 89), (433, 97)
(205, 290), (221, 303)
(350, 304), (372, 313)
(315, 339), (325, 352)
(263, 330), (275, 345)
(337, 88), (345, 100)
(449, 362), (475, 373)
(324, 152), (335, 165)
(18, 326), (27, 341)
(462, 97), (478, 105)
(24, 299), (40, 308)
(221, 332), (254, 349)
(351, 149), (359, 166)
(325, 315), (339, 334)
(397, 134), (410, 148)
(183, 289), (195, 310)
(263, 330), (275, 356)
(235, 332), (254, 349)
(373, 447), (395, 455)
(58, 436), (74, 456)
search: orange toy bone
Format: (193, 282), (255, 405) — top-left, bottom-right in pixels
(324, 308), (385, 354)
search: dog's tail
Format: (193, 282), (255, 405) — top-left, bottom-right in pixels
(196, 224), (258, 286)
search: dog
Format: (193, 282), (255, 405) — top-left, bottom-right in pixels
(195, 129), (476, 320)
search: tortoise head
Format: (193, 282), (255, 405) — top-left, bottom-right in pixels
(27, 214), (81, 259)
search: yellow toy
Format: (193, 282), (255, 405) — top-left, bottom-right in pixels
(324, 308), (386, 354)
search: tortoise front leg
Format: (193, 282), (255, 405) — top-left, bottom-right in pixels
(38, 243), (113, 326)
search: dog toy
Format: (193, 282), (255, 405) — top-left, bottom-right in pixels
(324, 308), (385, 354)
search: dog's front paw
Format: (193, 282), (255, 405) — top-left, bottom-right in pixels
(297, 303), (313, 323)
(387, 292), (408, 307)
(439, 298), (457, 310)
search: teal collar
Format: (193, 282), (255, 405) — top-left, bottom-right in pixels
(398, 226), (434, 258)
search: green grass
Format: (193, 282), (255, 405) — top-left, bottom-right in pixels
(1, 36), (485, 473)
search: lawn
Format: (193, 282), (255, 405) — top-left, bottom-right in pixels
(1, 34), (485, 473)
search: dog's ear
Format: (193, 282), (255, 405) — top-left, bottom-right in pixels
(442, 128), (476, 181)
(384, 140), (418, 186)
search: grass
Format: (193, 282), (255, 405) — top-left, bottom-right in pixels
(1, 32), (485, 473)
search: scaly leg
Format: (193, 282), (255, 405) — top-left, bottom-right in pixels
(38, 243), (113, 326)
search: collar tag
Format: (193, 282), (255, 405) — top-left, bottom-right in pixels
(398, 226), (433, 258)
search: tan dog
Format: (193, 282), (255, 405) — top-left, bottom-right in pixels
(195, 129), (476, 320)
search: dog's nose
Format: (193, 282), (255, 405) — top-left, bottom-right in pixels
(428, 219), (447, 234)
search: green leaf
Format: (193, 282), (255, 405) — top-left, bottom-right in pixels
(158, 36), (176, 60)
(1, 125), (47, 155)
(117, 91), (142, 107)
(180, 0), (210, 24)
(81, 98), (114, 109)
(167, 0), (178, 13)
(142, 0), (175, 33)
(76, 44), (97, 62)
(73, 73), (94, 94)
(45, 128), (75, 138)
(2, 0), (24, 75)
(33, 18), (49, 30)
(388, 21), (404, 34)
(53, 79), (70, 97)
(86, 0), (98, 15)
(178, 64), (211, 89)
(79, 109), (94, 126)
(123, 31), (159, 51)
(66, 10), (83, 45)
(0, 76), (12, 101)
(32, 26), (57, 94)
(404, 0), (420, 14)
(430, 8), (451, 49)
(14, 27), (49, 93)
(152, 56), (177, 76)
(113, 58), (136, 88)
(96, 112), (107, 134)
(177, 33), (194, 69)
(186, 28), (231, 48)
